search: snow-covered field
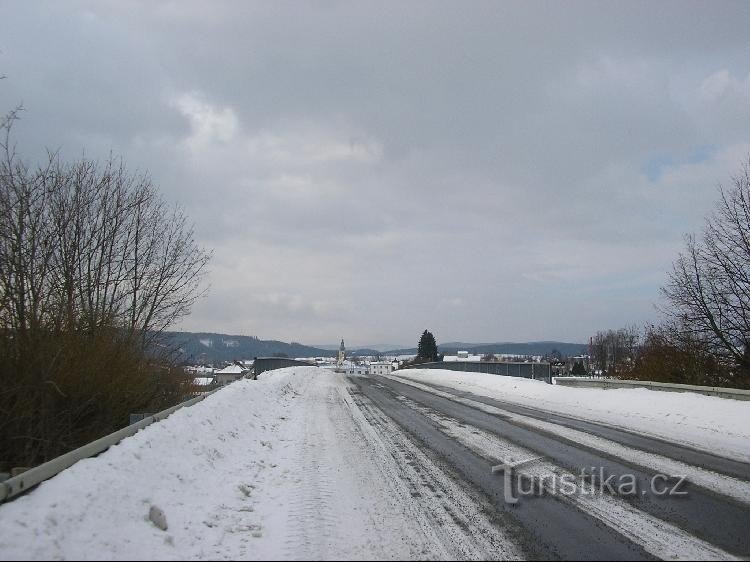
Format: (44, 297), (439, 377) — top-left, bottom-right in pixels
(389, 369), (750, 463)
(0, 368), (520, 561)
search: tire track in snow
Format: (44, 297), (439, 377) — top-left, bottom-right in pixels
(342, 382), (527, 560)
(284, 385), (340, 561)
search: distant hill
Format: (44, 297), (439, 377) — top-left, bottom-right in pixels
(314, 343), (406, 353)
(162, 332), (337, 364)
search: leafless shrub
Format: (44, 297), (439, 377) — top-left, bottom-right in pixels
(589, 326), (639, 377)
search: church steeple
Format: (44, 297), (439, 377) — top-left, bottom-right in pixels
(337, 339), (346, 365)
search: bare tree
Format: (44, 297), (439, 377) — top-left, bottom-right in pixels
(590, 327), (639, 377)
(663, 160), (750, 385)
(0, 145), (210, 343)
(0, 116), (211, 466)
(43, 158), (211, 344)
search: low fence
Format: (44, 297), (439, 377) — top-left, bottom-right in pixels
(553, 377), (750, 401)
(253, 357), (317, 377)
(0, 387), (221, 504)
(404, 361), (552, 383)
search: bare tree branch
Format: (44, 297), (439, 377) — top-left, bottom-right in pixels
(662, 158), (750, 384)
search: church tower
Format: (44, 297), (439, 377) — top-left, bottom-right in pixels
(337, 339), (346, 366)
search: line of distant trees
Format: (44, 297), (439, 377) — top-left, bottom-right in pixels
(591, 159), (750, 389)
(0, 106), (211, 467)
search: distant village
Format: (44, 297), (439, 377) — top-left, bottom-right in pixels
(183, 339), (593, 390)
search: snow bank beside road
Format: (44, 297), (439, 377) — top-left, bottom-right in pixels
(0, 369), (303, 560)
(390, 369), (750, 462)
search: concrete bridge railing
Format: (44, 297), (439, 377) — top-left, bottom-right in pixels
(553, 377), (750, 401)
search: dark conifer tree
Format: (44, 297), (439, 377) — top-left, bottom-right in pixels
(417, 330), (439, 362)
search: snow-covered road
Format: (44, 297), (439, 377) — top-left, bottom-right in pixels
(1, 367), (749, 560)
(391, 369), (750, 462)
(0, 368), (523, 560)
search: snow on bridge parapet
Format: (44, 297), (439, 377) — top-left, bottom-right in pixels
(554, 377), (750, 401)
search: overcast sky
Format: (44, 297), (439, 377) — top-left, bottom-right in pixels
(2, 1), (750, 347)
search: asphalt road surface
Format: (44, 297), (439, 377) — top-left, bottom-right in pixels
(348, 374), (750, 561)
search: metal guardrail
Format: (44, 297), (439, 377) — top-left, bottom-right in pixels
(0, 388), (221, 504)
(553, 377), (750, 401)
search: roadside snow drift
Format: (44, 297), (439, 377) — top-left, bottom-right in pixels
(1, 369), (307, 560)
(390, 369), (750, 462)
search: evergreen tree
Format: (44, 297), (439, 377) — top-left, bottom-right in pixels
(417, 330), (439, 362)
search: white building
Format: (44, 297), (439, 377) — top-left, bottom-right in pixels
(369, 361), (394, 376)
(443, 351), (483, 362)
(213, 364), (249, 385)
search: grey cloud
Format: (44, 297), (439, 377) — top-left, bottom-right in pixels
(2, 1), (750, 344)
